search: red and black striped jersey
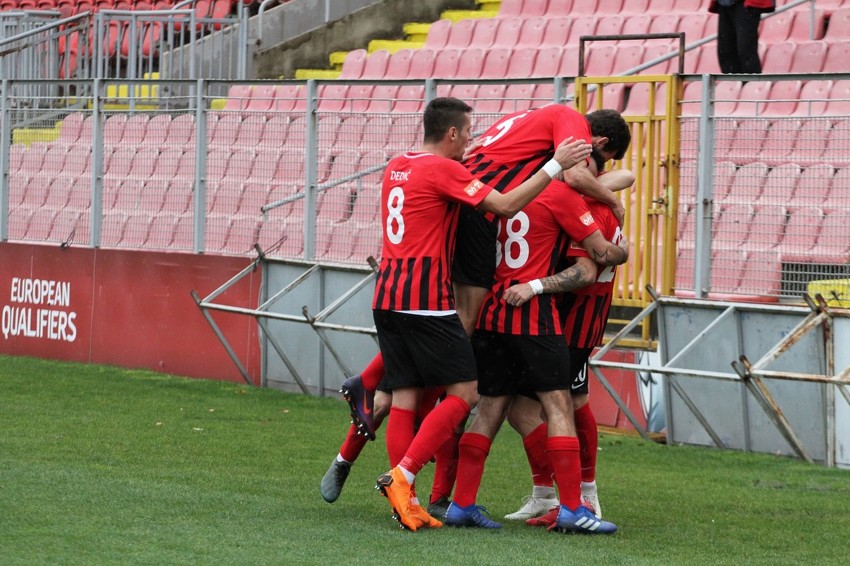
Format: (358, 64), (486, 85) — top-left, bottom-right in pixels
(559, 198), (623, 348)
(476, 180), (600, 336)
(372, 152), (493, 311)
(464, 104), (593, 194)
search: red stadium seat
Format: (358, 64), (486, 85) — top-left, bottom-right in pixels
(424, 19), (452, 50)
(762, 80), (803, 116)
(731, 80), (772, 117)
(432, 48), (463, 78)
(406, 48), (437, 79)
(515, 17), (547, 49)
(544, 0), (575, 15)
(506, 47), (538, 78)
(824, 8), (850, 40)
(822, 40), (850, 73)
(469, 17), (501, 49)
(339, 49), (368, 79)
(779, 207), (823, 255)
(753, 163), (800, 207)
(383, 48), (414, 79)
(522, 0), (549, 17)
(762, 41), (795, 74)
(540, 16), (572, 48)
(792, 163), (835, 208)
(492, 17), (523, 48)
(444, 18), (476, 49)
(596, 0), (624, 12)
(788, 8), (825, 40)
(759, 9), (794, 42)
(480, 47), (511, 79)
(570, 0), (598, 14)
(789, 40), (827, 73)
(596, 14), (625, 37)
(567, 16), (598, 46)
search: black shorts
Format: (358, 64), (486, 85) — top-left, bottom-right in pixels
(451, 205), (498, 288)
(568, 346), (592, 395)
(472, 330), (571, 397)
(373, 309), (477, 391)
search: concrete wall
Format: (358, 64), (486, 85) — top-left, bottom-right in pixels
(253, 0), (476, 79)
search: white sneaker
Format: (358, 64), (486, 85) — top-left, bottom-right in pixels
(581, 486), (602, 519)
(504, 495), (560, 520)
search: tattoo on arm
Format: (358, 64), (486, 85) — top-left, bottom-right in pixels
(541, 263), (590, 294)
(591, 244), (626, 266)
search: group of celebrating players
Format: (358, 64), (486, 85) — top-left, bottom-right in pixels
(320, 97), (632, 535)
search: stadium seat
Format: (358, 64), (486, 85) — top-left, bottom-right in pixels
(209, 112), (242, 148)
(531, 45), (563, 77)
(596, 14), (625, 37)
(792, 163), (835, 208)
(59, 112), (86, 144)
(406, 48), (437, 79)
(753, 162), (801, 207)
(453, 47), (486, 78)
(244, 84), (276, 115)
(824, 80), (850, 115)
(522, 0), (550, 16)
(128, 147), (159, 179)
(236, 114), (268, 147)
(160, 182), (193, 215)
(476, 84), (509, 114)
(787, 8), (825, 41)
(759, 9), (794, 42)
(597, 0), (624, 12)
(558, 45), (582, 77)
(394, 84), (426, 113)
(761, 80), (802, 116)
(62, 146), (92, 178)
(317, 83), (349, 112)
(445, 18), (476, 49)
(225, 216), (261, 254)
(567, 15), (598, 46)
(611, 44), (646, 75)
(584, 43), (617, 77)
(499, 84), (537, 113)
(620, 13), (652, 36)
(106, 146), (136, 178)
(724, 161), (768, 204)
(710, 249), (748, 294)
(824, 8), (850, 40)
(762, 42), (795, 74)
(677, 13), (708, 43)
(383, 48), (414, 79)
(755, 118), (801, 166)
(433, 48), (463, 78)
(480, 47), (512, 78)
(273, 84), (306, 113)
(493, 17), (523, 48)
(497, 0), (526, 17)
(469, 17), (501, 48)
(822, 40), (850, 73)
(731, 80), (772, 117)
(713, 204), (755, 249)
(166, 114), (195, 145)
(780, 206), (823, 255)
(816, 206), (850, 257)
(138, 181), (167, 213)
(788, 40), (827, 73)
(506, 47), (538, 78)
(735, 250), (782, 298)
(695, 44), (722, 74)
(649, 14), (681, 36)
(515, 16), (547, 48)
(540, 16), (571, 48)
(745, 204), (786, 251)
(339, 49), (368, 79)
(424, 19), (452, 50)
(790, 80), (832, 118)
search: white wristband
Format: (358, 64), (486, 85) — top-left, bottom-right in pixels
(529, 279), (544, 295)
(541, 158), (562, 179)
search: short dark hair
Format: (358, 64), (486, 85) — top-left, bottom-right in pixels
(586, 109), (631, 160)
(423, 97), (472, 143)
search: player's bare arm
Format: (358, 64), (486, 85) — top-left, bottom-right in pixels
(582, 230), (629, 267)
(503, 257), (598, 307)
(565, 161), (626, 226)
(478, 137), (592, 218)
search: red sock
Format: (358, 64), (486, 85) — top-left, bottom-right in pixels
(431, 430), (461, 503)
(574, 404), (598, 483)
(546, 436), (582, 510)
(417, 386), (445, 423)
(386, 407), (416, 468)
(399, 395), (470, 476)
(523, 422), (554, 488)
(360, 353), (384, 392)
(451, 432), (491, 508)
(339, 424), (369, 463)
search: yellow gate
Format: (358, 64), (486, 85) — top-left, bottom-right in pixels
(575, 74), (681, 348)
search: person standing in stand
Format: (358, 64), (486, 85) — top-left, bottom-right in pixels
(710, 0), (776, 74)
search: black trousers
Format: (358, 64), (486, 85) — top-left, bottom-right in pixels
(715, 2), (763, 74)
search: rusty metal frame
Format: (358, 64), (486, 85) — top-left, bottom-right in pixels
(591, 286), (850, 466)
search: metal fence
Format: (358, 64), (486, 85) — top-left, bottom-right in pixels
(1, 74), (849, 304)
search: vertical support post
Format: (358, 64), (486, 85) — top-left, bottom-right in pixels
(694, 74), (716, 298)
(303, 79), (318, 260)
(90, 78), (104, 247)
(193, 78), (207, 253)
(0, 79), (10, 242)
